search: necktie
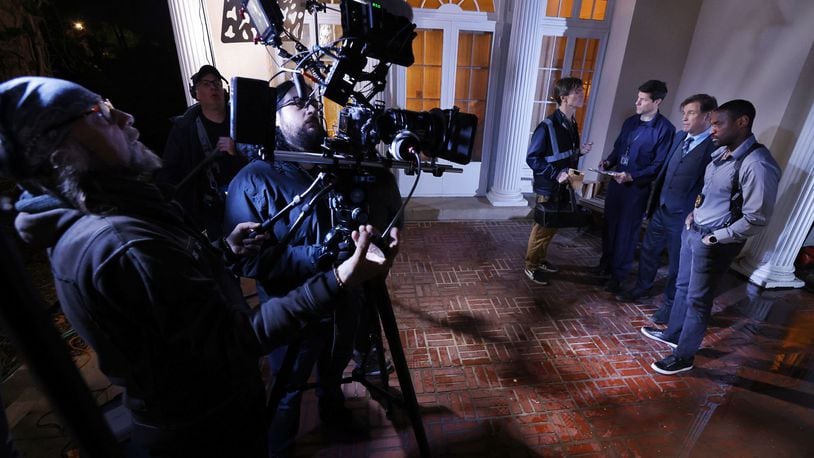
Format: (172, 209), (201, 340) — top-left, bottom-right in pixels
(682, 137), (694, 156)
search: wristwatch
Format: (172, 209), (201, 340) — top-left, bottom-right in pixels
(707, 235), (718, 245)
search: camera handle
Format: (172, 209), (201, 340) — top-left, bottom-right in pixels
(250, 171), (333, 237)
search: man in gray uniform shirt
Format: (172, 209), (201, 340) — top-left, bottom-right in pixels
(640, 99), (781, 375)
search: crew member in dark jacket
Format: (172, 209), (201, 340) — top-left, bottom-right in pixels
(524, 77), (591, 285)
(598, 80), (675, 293)
(0, 76), (397, 457)
(615, 94), (718, 325)
(157, 65), (249, 241)
(225, 80), (402, 455)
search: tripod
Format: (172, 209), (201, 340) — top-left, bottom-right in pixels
(263, 170), (430, 457)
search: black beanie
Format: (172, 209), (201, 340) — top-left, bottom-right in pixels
(0, 76), (100, 180)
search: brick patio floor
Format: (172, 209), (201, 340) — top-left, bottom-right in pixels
(7, 220), (814, 457)
(290, 221), (814, 457)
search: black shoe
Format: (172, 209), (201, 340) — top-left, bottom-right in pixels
(640, 326), (678, 348)
(525, 268), (549, 285)
(603, 279), (622, 293)
(651, 355), (694, 375)
(538, 261), (559, 273)
(615, 288), (648, 302)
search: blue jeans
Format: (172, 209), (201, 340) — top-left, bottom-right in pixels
(663, 226), (744, 359)
(634, 206), (685, 305)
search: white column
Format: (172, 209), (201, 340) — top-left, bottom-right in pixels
(732, 100), (814, 288)
(167, 0), (216, 106)
(485, 2), (545, 207)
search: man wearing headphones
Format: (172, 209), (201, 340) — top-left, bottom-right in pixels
(157, 64), (249, 241)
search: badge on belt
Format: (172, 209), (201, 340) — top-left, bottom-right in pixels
(695, 193), (705, 208)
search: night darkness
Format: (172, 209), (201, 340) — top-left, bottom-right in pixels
(12, 0), (189, 153)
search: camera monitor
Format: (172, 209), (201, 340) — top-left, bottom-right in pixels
(230, 76), (276, 151)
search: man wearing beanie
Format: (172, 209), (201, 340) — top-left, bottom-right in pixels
(157, 64), (249, 241)
(0, 76), (398, 456)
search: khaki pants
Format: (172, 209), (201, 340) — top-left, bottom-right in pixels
(525, 194), (558, 270)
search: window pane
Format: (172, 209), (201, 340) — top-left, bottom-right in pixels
(533, 36), (566, 130)
(567, 37), (601, 127)
(546, 0), (575, 18)
(454, 31), (493, 162)
(406, 29), (443, 116)
(593, 0), (607, 20)
(579, 0), (594, 19)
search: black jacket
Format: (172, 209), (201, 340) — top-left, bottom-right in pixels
(14, 181), (342, 454)
(526, 109), (581, 196)
(156, 104), (250, 240)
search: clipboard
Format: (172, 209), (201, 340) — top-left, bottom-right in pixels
(588, 168), (621, 177)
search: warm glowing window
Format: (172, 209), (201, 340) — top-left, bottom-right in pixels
(455, 31), (492, 162)
(406, 29), (443, 111)
(531, 36), (567, 128)
(531, 36), (600, 134)
(546, 0), (607, 20)
(407, 0), (495, 12)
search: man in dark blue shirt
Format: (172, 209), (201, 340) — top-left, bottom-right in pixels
(598, 80), (676, 293)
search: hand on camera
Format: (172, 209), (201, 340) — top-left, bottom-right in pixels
(216, 136), (236, 156)
(334, 225), (400, 287)
(225, 222), (269, 256)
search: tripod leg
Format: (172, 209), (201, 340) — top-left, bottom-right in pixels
(372, 280), (431, 457)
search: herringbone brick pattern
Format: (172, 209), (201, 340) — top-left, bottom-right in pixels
(293, 221), (814, 457)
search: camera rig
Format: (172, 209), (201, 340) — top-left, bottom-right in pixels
(234, 2), (481, 456)
(237, 0), (478, 170)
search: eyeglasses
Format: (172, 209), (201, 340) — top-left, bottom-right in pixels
(197, 78), (223, 89)
(278, 96), (319, 110)
(86, 99), (115, 125)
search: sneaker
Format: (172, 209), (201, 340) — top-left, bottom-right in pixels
(538, 261), (559, 273)
(651, 355), (694, 375)
(640, 326), (678, 348)
(524, 268), (549, 285)
(614, 288), (648, 302)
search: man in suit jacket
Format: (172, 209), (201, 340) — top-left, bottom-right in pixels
(615, 94), (718, 324)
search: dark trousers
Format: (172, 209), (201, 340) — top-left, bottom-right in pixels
(663, 226), (744, 359)
(634, 206), (685, 304)
(603, 181), (650, 284)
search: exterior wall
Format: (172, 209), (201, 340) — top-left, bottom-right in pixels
(583, 0), (702, 181)
(672, 0), (814, 169)
(202, 0), (278, 81)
